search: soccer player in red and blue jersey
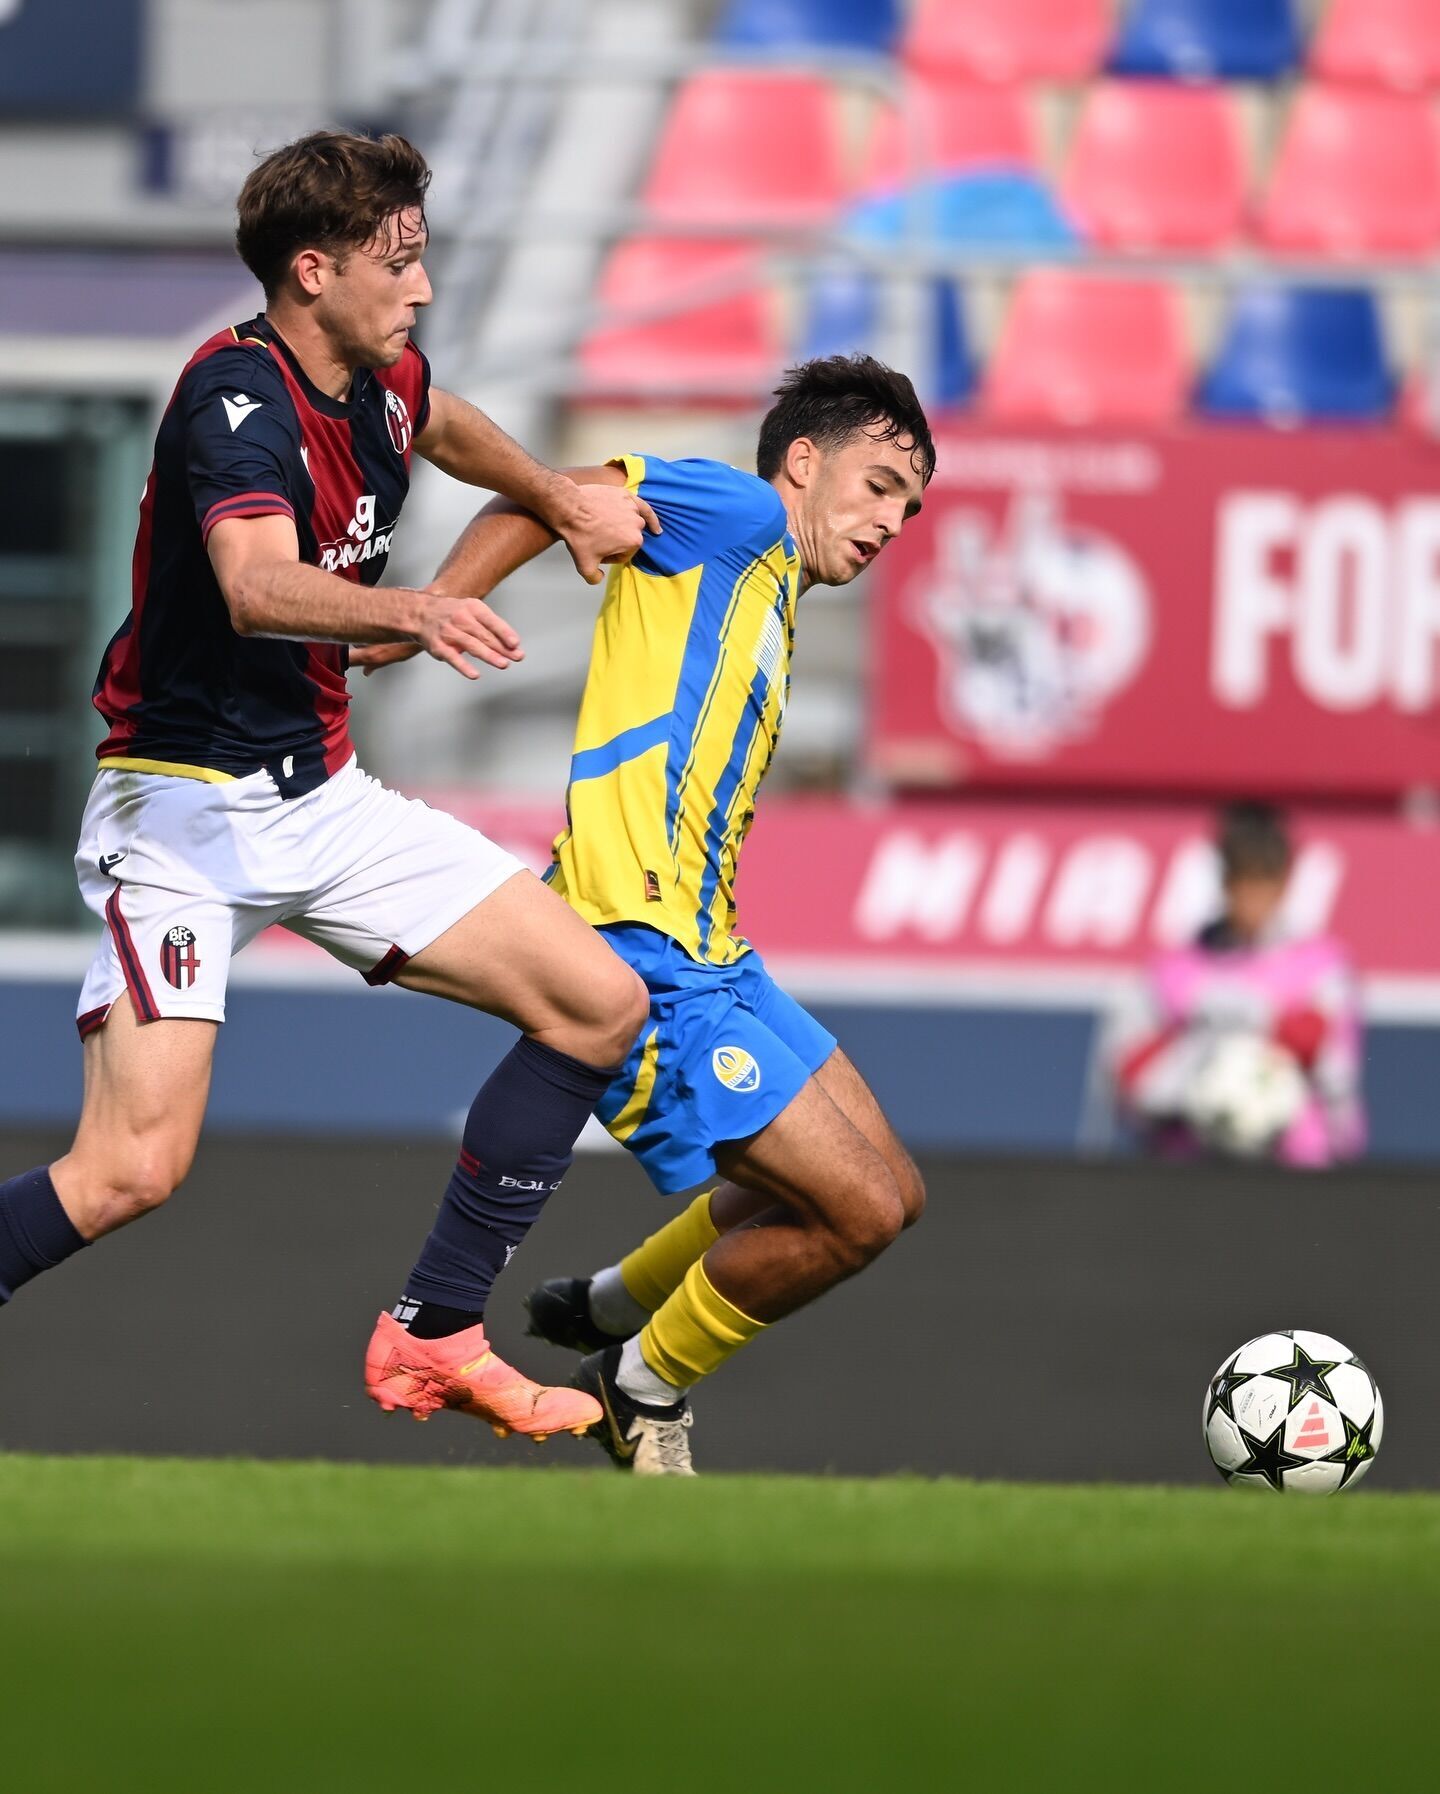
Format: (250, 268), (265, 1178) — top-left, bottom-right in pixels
(0, 130), (664, 1442)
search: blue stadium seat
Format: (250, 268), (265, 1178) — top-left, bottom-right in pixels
(1196, 286), (1396, 424)
(1109, 0), (1302, 80)
(844, 171), (1078, 253)
(802, 266), (974, 407)
(803, 264), (878, 360)
(715, 0), (901, 55)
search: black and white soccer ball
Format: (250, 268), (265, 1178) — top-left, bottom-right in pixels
(1186, 1032), (1308, 1157)
(1203, 1329), (1383, 1493)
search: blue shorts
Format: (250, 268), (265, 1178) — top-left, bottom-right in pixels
(595, 924), (837, 1196)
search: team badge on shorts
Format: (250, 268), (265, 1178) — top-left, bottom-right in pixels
(712, 1045), (761, 1092)
(384, 389), (413, 455)
(160, 924), (202, 990)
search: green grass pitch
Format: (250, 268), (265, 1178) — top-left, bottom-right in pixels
(2, 1453), (1436, 1792)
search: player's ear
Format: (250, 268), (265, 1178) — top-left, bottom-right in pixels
(783, 436), (817, 490)
(292, 247), (329, 299)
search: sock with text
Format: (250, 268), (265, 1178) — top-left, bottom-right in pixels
(399, 1036), (618, 1337)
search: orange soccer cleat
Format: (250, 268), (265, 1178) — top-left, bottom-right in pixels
(364, 1311), (602, 1440)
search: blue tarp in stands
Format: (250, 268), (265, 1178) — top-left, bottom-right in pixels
(715, 0), (901, 55)
(844, 171), (1078, 253)
(1196, 285), (1396, 424)
(1109, 0), (1302, 79)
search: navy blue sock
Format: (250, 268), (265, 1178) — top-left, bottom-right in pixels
(0, 1167), (87, 1303)
(400, 1036), (618, 1328)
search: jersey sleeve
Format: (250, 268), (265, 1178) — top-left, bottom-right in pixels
(610, 454), (786, 578)
(411, 342), (433, 436)
(180, 348), (301, 543)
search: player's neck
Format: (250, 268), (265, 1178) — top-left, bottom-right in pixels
(771, 483), (813, 592)
(261, 302), (355, 402)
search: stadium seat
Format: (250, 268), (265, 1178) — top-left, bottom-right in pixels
(642, 72), (845, 229)
(1061, 82), (1247, 251)
(983, 273), (1190, 424)
(1109, 0), (1302, 80)
(903, 0), (1110, 83)
(851, 80), (1074, 253)
(1310, 0), (1440, 94)
(1195, 286), (1396, 424)
(802, 266), (975, 407)
(714, 0), (902, 56)
(861, 79), (1037, 194)
(578, 238), (778, 398)
(1258, 87), (1440, 258)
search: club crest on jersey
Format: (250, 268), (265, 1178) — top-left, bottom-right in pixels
(384, 389), (413, 455)
(160, 925), (202, 990)
(712, 1046), (761, 1092)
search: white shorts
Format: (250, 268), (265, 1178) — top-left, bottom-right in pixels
(74, 758), (525, 1036)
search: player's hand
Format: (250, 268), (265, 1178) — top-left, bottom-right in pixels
(412, 592), (525, 681)
(350, 641), (421, 676)
(557, 483), (661, 586)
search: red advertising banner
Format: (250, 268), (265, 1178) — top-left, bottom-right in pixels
(408, 794), (1440, 985)
(870, 425), (1440, 797)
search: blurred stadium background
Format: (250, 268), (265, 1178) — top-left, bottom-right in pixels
(6, 0), (1440, 1483)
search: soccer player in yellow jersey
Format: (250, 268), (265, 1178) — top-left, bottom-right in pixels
(358, 356), (934, 1472)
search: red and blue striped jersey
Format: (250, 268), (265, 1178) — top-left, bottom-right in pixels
(92, 314), (430, 794)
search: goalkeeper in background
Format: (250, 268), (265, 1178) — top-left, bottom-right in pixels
(1114, 801), (1365, 1167)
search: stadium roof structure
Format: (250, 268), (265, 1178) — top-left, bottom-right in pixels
(0, 249), (259, 339)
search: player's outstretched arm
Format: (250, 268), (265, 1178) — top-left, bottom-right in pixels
(207, 512), (525, 682)
(415, 393), (656, 584)
(352, 466), (655, 676)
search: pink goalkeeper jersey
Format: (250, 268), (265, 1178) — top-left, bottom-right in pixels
(1119, 926), (1366, 1168)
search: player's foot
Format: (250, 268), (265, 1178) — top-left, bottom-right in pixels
(523, 1275), (627, 1355)
(364, 1311), (602, 1440)
(570, 1343), (696, 1476)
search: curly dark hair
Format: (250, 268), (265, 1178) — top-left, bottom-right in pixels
(236, 130), (431, 298)
(755, 353), (936, 484)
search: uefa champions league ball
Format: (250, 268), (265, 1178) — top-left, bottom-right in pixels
(1204, 1330), (1383, 1493)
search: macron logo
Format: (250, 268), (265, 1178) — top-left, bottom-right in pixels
(222, 393), (263, 433)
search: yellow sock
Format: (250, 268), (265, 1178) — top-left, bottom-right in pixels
(618, 1188), (721, 1313)
(639, 1258), (767, 1389)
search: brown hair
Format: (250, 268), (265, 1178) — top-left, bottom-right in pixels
(235, 130), (432, 298)
(1218, 801), (1292, 881)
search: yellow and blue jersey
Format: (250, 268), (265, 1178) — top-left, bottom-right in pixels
(546, 454), (801, 966)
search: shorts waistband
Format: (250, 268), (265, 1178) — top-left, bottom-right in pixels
(97, 747), (345, 800)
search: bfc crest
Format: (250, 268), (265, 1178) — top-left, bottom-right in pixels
(160, 924), (202, 990)
(384, 389), (413, 455)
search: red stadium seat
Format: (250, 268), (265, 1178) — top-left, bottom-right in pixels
(578, 238), (779, 398)
(641, 71), (845, 228)
(861, 77), (1038, 195)
(1258, 86), (1440, 258)
(903, 0), (1111, 82)
(1310, 0), (1440, 94)
(982, 273), (1190, 424)
(1061, 82), (1247, 251)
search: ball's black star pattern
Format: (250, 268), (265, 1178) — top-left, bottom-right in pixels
(1324, 1410), (1379, 1490)
(1230, 1421), (1309, 1492)
(1267, 1337), (1341, 1410)
(1206, 1357), (1252, 1428)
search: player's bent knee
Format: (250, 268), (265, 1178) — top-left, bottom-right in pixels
(81, 1147), (191, 1235)
(829, 1177), (906, 1275)
(897, 1159), (927, 1229)
(574, 963), (648, 1066)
